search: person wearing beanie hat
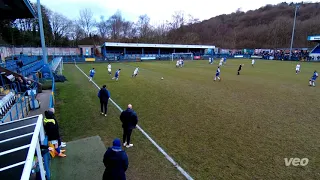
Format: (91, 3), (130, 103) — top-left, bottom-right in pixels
(103, 138), (129, 180)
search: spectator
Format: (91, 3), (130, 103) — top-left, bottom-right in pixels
(103, 138), (129, 180)
(48, 108), (66, 148)
(16, 77), (29, 92)
(98, 85), (110, 116)
(15, 59), (23, 73)
(120, 104), (138, 148)
(43, 108), (66, 157)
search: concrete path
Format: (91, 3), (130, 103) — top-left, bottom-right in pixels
(27, 90), (51, 117)
(50, 136), (106, 180)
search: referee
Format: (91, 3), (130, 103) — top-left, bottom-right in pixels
(237, 64), (243, 75)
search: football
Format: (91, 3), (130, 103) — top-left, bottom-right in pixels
(161, 77), (164, 80)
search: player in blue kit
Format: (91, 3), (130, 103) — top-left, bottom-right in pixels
(89, 68), (95, 81)
(112, 69), (121, 81)
(309, 70), (318, 87)
(214, 66), (221, 81)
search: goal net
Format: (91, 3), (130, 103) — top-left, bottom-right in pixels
(171, 53), (193, 61)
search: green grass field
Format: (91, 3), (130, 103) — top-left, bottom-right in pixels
(55, 59), (320, 179)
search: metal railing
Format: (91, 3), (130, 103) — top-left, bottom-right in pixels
(0, 81), (38, 123)
(21, 60), (45, 77)
(0, 114), (46, 180)
(49, 76), (55, 109)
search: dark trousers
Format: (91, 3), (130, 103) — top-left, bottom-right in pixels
(100, 101), (108, 114)
(123, 129), (133, 144)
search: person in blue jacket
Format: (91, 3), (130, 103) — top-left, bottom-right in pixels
(98, 85), (110, 116)
(103, 138), (129, 180)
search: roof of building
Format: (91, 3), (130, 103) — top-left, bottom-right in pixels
(0, 0), (36, 20)
(103, 42), (215, 49)
(307, 35), (320, 42)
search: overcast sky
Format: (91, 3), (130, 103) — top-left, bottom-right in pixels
(30, 0), (318, 23)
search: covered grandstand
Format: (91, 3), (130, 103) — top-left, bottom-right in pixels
(101, 42), (216, 61)
(308, 35), (320, 61)
(0, 0), (36, 19)
(0, 0), (56, 180)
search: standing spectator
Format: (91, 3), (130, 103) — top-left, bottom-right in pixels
(120, 104), (138, 148)
(15, 58), (23, 73)
(98, 85), (110, 116)
(103, 138), (129, 180)
(16, 77), (29, 93)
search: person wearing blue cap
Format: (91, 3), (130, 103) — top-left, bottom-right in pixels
(103, 138), (129, 180)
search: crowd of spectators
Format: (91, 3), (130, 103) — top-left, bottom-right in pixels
(253, 50), (311, 60)
(221, 48), (319, 61)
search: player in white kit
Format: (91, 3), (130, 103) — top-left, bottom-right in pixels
(179, 58), (183, 68)
(107, 63), (112, 75)
(252, 59), (255, 67)
(219, 58), (223, 66)
(295, 63), (301, 74)
(176, 60), (180, 68)
(132, 67), (139, 77)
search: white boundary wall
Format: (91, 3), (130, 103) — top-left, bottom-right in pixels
(0, 46), (80, 59)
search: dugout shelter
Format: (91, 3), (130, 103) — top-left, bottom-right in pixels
(308, 35), (320, 60)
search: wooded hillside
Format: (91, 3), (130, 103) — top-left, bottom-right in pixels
(0, 2), (319, 49)
(170, 2), (320, 48)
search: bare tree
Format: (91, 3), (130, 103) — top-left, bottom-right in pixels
(136, 14), (152, 39)
(97, 16), (109, 39)
(107, 10), (124, 40)
(121, 21), (135, 39)
(49, 11), (70, 41)
(186, 14), (200, 25)
(78, 8), (96, 37)
(67, 20), (85, 45)
(169, 11), (185, 30)
(152, 21), (169, 43)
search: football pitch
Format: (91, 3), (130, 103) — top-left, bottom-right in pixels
(55, 59), (320, 179)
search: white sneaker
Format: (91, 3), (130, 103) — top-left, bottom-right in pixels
(126, 144), (133, 148)
(60, 142), (66, 148)
(123, 142), (127, 146)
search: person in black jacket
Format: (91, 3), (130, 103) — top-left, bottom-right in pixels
(103, 138), (129, 180)
(98, 85), (110, 116)
(43, 109), (66, 157)
(120, 104), (138, 148)
(45, 108), (66, 148)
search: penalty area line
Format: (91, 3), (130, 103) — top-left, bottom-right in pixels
(74, 64), (193, 180)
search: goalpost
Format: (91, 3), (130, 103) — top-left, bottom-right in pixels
(171, 53), (193, 61)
